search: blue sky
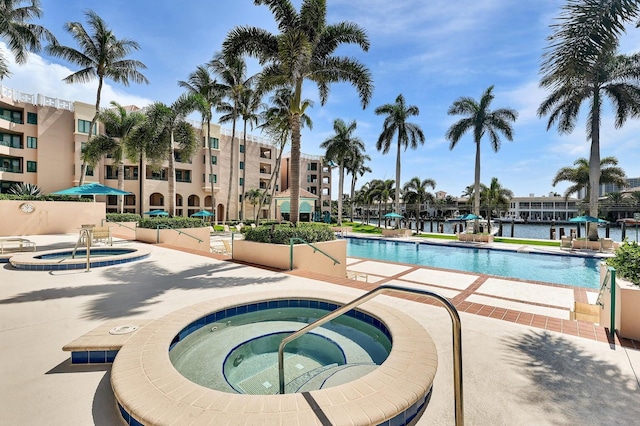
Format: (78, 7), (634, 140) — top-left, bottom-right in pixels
(3, 0), (640, 198)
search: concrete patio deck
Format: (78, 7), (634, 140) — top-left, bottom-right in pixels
(1, 234), (639, 425)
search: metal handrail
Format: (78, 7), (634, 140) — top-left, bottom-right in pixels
(289, 237), (340, 270)
(277, 284), (464, 426)
(596, 270), (611, 307)
(101, 219), (137, 232)
(71, 228), (92, 271)
(155, 224), (203, 244)
(596, 267), (617, 339)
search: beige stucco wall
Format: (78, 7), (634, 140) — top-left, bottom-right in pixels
(232, 239), (347, 277)
(599, 263), (640, 340)
(0, 200), (106, 236)
(105, 222), (137, 239)
(135, 227), (210, 252)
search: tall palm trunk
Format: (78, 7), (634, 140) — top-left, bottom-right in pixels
(259, 143), (285, 224)
(80, 77), (103, 186)
(337, 164), (345, 225)
(290, 113), (301, 224)
(350, 176), (357, 221)
(588, 92), (601, 240)
(225, 116), (237, 222)
(206, 121), (216, 223)
(168, 133), (176, 216)
(138, 152), (145, 214)
(395, 137), (401, 214)
(117, 159), (125, 213)
(241, 120), (248, 221)
(473, 140), (481, 216)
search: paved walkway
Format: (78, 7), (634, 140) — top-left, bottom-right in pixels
(1, 234), (639, 425)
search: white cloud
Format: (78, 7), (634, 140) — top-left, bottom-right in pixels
(1, 42), (153, 109)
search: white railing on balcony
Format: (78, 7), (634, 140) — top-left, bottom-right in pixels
(0, 84), (74, 112)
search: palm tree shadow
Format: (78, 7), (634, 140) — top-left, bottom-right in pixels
(502, 330), (640, 424)
(0, 259), (285, 320)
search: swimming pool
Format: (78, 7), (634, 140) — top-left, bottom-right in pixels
(346, 237), (600, 288)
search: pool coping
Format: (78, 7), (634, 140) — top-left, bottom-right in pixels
(110, 289), (438, 425)
(8, 245), (151, 270)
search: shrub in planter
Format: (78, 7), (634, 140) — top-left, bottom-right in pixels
(607, 241), (640, 285)
(244, 223), (335, 244)
(138, 217), (205, 229)
(107, 213), (141, 222)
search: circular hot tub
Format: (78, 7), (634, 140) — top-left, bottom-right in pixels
(111, 290), (438, 425)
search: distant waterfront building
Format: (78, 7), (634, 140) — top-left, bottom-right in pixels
(507, 195), (580, 221)
(577, 177), (640, 198)
(0, 84), (280, 221)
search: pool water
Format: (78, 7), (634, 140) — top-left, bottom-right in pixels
(170, 306), (392, 394)
(36, 248), (136, 259)
(347, 238), (600, 288)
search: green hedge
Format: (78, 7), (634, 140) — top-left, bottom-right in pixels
(0, 194), (92, 202)
(243, 223), (336, 244)
(137, 217), (207, 229)
(106, 213), (141, 222)
(607, 241), (640, 285)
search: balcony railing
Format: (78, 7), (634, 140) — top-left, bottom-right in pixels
(0, 166), (22, 173)
(0, 140), (23, 149)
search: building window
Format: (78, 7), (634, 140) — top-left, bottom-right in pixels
(176, 169), (191, 183)
(106, 165), (117, 179)
(211, 155), (217, 165)
(239, 145), (245, 153)
(26, 136), (37, 148)
(239, 161), (244, 169)
(209, 137), (219, 149)
(0, 133), (22, 148)
(239, 194), (243, 202)
(0, 108), (22, 123)
(77, 119), (96, 134)
(239, 177), (244, 186)
(26, 161), (37, 172)
(27, 112), (37, 125)
(86, 165), (94, 176)
(205, 173), (217, 184)
(124, 166), (138, 180)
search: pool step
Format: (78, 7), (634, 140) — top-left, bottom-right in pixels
(296, 363), (378, 392)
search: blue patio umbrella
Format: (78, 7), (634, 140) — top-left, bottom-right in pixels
(143, 210), (169, 216)
(191, 210), (215, 217)
(50, 182), (132, 196)
(569, 215), (607, 238)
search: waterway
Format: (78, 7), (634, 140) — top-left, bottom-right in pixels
(360, 219), (640, 242)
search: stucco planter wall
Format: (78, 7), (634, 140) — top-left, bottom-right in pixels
(615, 279), (640, 340)
(136, 227), (210, 252)
(0, 200), (106, 236)
(457, 233), (494, 243)
(599, 263), (640, 340)
(232, 239), (347, 277)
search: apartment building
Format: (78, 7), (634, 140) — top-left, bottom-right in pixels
(507, 195), (580, 221)
(0, 85), (280, 222)
(279, 153), (332, 221)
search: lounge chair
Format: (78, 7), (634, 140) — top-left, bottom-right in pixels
(222, 240), (232, 255)
(346, 270), (368, 282)
(600, 238), (616, 253)
(223, 225), (231, 233)
(210, 243), (228, 254)
(91, 227), (112, 246)
(560, 235), (572, 250)
(0, 237), (36, 254)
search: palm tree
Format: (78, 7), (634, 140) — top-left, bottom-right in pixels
(320, 119), (365, 225)
(223, 0), (373, 225)
(0, 0), (56, 79)
(179, 65), (223, 218)
(257, 87), (313, 223)
(369, 179), (395, 228)
(374, 94), (425, 216)
(46, 10), (148, 186)
(402, 177), (436, 221)
(86, 102), (144, 212)
(625, 191), (640, 207)
(138, 95), (198, 216)
(482, 177), (513, 219)
(345, 151), (371, 221)
(446, 85), (517, 220)
(552, 157), (627, 200)
(239, 87), (264, 220)
(244, 188), (263, 221)
(210, 52), (253, 222)
(539, 0), (640, 238)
